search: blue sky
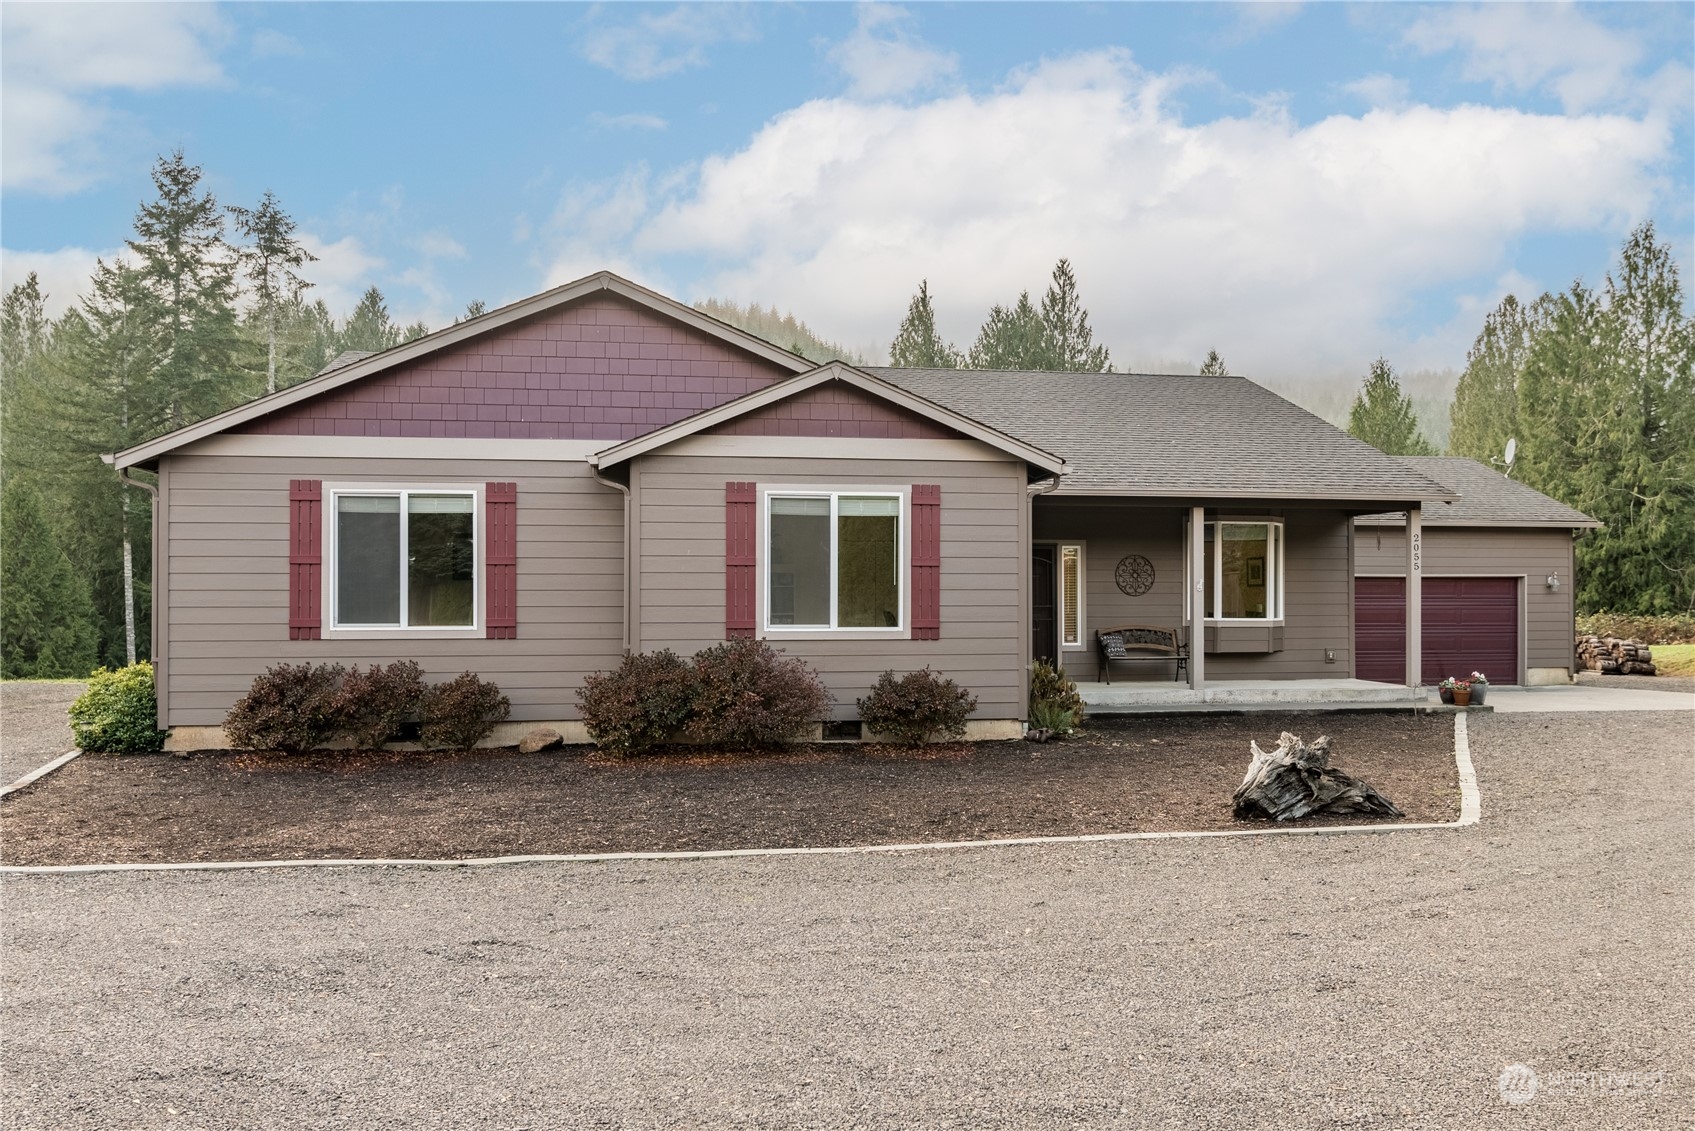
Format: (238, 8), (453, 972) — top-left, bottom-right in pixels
(3, 2), (1691, 379)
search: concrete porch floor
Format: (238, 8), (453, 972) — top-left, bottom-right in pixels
(1078, 678), (1423, 714)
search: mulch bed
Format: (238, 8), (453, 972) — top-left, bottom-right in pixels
(0, 712), (1458, 866)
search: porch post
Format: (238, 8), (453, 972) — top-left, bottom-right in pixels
(1189, 505), (1205, 689)
(1405, 503), (1422, 688)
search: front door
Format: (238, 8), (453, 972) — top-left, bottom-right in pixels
(1032, 545), (1058, 666)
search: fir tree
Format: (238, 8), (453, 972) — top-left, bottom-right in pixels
(1037, 258), (1110, 371)
(1199, 349), (1229, 376)
(339, 286), (402, 352)
(968, 291), (1045, 369)
(1448, 294), (1537, 464)
(1, 479), (100, 679)
(229, 190), (316, 395)
(454, 299), (488, 324)
(888, 280), (961, 368)
(1347, 358), (1437, 455)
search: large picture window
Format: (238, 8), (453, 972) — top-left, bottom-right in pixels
(333, 489), (477, 629)
(1194, 520), (1282, 621)
(767, 492), (902, 630)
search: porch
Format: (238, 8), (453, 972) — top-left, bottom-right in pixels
(1077, 677), (1425, 714)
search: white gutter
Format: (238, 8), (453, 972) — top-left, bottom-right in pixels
(587, 459), (633, 654)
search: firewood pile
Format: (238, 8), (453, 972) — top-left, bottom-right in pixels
(1232, 732), (1402, 821)
(1575, 634), (1658, 675)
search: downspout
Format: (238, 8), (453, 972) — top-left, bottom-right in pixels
(587, 457), (632, 653)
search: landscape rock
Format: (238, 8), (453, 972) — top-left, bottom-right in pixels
(517, 728), (564, 754)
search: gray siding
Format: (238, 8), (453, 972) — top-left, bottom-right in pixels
(631, 453), (1027, 720)
(1034, 502), (1354, 682)
(1355, 525), (1576, 675)
(161, 453), (625, 727)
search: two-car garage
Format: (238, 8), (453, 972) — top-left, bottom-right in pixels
(1352, 458), (1598, 688)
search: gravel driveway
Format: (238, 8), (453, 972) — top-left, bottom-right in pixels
(3, 711), (1689, 1130)
(0, 682), (83, 785)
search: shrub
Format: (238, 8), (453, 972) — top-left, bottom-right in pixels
(686, 639), (830, 749)
(224, 662), (347, 753)
(1029, 698), (1079, 736)
(1029, 660), (1084, 732)
(1576, 612), (1695, 645)
(577, 649), (697, 757)
(419, 671), (511, 751)
(334, 661), (425, 749)
(68, 663), (166, 753)
(857, 668), (977, 745)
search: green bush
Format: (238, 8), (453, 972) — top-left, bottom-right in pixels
(68, 663), (166, 753)
(857, 668), (977, 744)
(577, 649), (697, 757)
(224, 663), (347, 753)
(419, 671), (511, 751)
(334, 661), (426, 749)
(685, 639), (831, 749)
(1029, 660), (1084, 733)
(1576, 612), (1695, 645)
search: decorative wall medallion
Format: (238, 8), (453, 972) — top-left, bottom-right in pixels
(1115, 554), (1155, 596)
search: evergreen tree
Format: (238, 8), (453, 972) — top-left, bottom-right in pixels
(1037, 258), (1110, 371)
(1347, 357), (1437, 455)
(1199, 349), (1229, 376)
(228, 190), (316, 395)
(454, 299), (488, 324)
(270, 295), (339, 385)
(1448, 294), (1538, 464)
(968, 291), (1045, 369)
(127, 150), (247, 427)
(401, 319), (431, 343)
(888, 280), (961, 368)
(1, 479), (100, 679)
(339, 286), (402, 352)
(2, 274), (52, 485)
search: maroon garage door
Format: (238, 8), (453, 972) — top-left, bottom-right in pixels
(1355, 577), (1519, 684)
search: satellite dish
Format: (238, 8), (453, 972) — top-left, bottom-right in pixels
(1504, 437), (1517, 466)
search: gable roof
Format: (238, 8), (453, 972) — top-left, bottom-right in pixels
(591, 361), (1068, 477)
(108, 271), (812, 470)
(1356, 458), (1600, 528)
(870, 368), (1458, 505)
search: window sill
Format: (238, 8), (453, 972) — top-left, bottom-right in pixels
(762, 628), (911, 642)
(324, 626), (483, 641)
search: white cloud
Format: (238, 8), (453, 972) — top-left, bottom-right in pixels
(829, 4), (959, 100)
(1403, 4), (1684, 116)
(578, 50), (1674, 378)
(412, 231), (468, 260)
(298, 233), (385, 318)
(0, 246), (119, 318)
(1, 4), (231, 193)
(1341, 73), (1410, 110)
(588, 111), (670, 131)
(579, 5), (756, 81)
(251, 28), (304, 58)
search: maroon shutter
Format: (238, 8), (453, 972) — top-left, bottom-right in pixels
(911, 484), (941, 639)
(726, 482), (757, 639)
(485, 482), (517, 639)
(289, 480), (322, 640)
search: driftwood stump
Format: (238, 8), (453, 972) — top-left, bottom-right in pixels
(1232, 732), (1403, 821)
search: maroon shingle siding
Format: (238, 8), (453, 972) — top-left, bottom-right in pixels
(706, 382), (959, 440)
(237, 298), (795, 441)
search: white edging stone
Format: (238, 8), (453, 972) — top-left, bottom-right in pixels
(1, 717), (1482, 876)
(0, 750), (80, 799)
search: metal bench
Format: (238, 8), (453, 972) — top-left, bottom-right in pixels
(1095, 624), (1189, 684)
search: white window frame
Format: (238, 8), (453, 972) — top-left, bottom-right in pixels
(1059, 542), (1086, 650)
(760, 485), (909, 640)
(323, 482), (483, 639)
(1184, 518), (1285, 625)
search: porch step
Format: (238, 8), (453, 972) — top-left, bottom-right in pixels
(1077, 679), (1427, 714)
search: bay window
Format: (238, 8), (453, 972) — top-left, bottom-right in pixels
(1192, 520), (1282, 621)
(767, 492), (902, 631)
(332, 489), (477, 630)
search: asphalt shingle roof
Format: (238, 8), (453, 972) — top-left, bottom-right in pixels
(867, 368), (1456, 504)
(1357, 458), (1599, 527)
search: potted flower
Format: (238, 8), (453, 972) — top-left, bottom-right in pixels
(1452, 678), (1472, 707)
(1438, 676), (1458, 705)
(1468, 672), (1489, 706)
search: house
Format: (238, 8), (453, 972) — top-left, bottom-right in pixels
(1354, 458), (1599, 687)
(107, 271), (1590, 748)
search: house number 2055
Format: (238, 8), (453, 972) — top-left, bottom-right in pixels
(1411, 531), (1422, 573)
